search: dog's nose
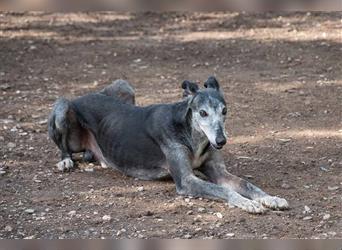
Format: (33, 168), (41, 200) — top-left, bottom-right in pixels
(216, 136), (227, 147)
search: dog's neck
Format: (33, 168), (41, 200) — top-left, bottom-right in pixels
(187, 107), (210, 155)
(174, 100), (210, 154)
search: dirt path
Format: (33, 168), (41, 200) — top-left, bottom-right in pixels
(0, 12), (341, 239)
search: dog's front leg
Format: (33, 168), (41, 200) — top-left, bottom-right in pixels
(163, 144), (266, 214)
(199, 152), (289, 210)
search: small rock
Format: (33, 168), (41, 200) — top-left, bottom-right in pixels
(0, 170), (6, 176)
(184, 198), (190, 203)
(137, 186), (144, 192)
(303, 205), (311, 214)
(0, 84), (11, 90)
(186, 210), (193, 215)
(198, 207), (206, 213)
(303, 216), (312, 221)
(102, 215), (111, 221)
(195, 227), (202, 232)
(323, 214), (331, 220)
(319, 166), (329, 172)
(4, 225), (13, 232)
(84, 168), (94, 172)
(281, 183), (291, 189)
(25, 209), (35, 214)
(215, 212), (223, 219)
(328, 186), (339, 191)
(7, 142), (16, 148)
(68, 210), (76, 216)
(184, 234), (192, 239)
(38, 119), (48, 125)
(226, 233), (235, 237)
(116, 228), (126, 236)
(328, 231), (337, 237)
(278, 138), (291, 143)
(193, 215), (202, 222)
(24, 235), (35, 239)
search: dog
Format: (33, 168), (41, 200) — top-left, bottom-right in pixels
(48, 77), (289, 213)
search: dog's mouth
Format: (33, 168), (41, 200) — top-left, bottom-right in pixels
(211, 144), (223, 150)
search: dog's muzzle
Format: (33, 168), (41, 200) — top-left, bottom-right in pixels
(212, 135), (227, 149)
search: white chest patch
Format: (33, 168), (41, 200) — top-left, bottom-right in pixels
(192, 140), (210, 169)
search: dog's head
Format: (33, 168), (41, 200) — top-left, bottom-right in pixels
(182, 76), (228, 149)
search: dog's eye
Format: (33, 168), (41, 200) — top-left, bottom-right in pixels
(199, 110), (208, 117)
(222, 107), (227, 115)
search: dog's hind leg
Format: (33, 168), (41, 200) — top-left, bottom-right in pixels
(48, 98), (84, 171)
(100, 79), (135, 105)
(79, 79), (136, 164)
(199, 152), (289, 210)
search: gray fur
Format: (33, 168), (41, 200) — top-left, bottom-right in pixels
(48, 77), (289, 213)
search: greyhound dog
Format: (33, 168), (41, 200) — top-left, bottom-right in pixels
(48, 77), (289, 213)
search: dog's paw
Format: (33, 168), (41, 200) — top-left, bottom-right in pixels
(238, 199), (267, 214)
(56, 158), (74, 172)
(255, 196), (289, 210)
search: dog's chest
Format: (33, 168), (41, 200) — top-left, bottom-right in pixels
(192, 140), (210, 168)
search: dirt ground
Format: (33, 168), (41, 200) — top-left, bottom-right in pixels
(0, 12), (341, 239)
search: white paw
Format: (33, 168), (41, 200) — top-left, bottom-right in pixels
(235, 198), (267, 214)
(56, 158), (74, 172)
(100, 161), (109, 169)
(255, 196), (289, 210)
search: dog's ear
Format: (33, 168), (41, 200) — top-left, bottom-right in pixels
(204, 76), (220, 91)
(182, 80), (199, 98)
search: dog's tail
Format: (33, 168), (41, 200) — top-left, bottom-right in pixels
(48, 97), (74, 151)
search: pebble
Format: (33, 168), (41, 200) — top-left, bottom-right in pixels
(25, 209), (35, 214)
(322, 214), (331, 220)
(281, 183), (291, 189)
(0, 84), (11, 90)
(102, 215), (111, 221)
(137, 186), (144, 192)
(38, 119), (48, 125)
(84, 168), (94, 173)
(198, 207), (206, 213)
(215, 212), (223, 219)
(116, 228), (126, 236)
(226, 233), (235, 237)
(303, 216), (312, 221)
(68, 210), (76, 216)
(303, 205), (311, 214)
(193, 215), (202, 222)
(320, 166), (329, 172)
(5, 225), (13, 232)
(7, 142), (16, 148)
(184, 234), (192, 239)
(328, 231), (337, 237)
(24, 235), (36, 239)
(328, 186), (339, 191)
(0, 170), (6, 176)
